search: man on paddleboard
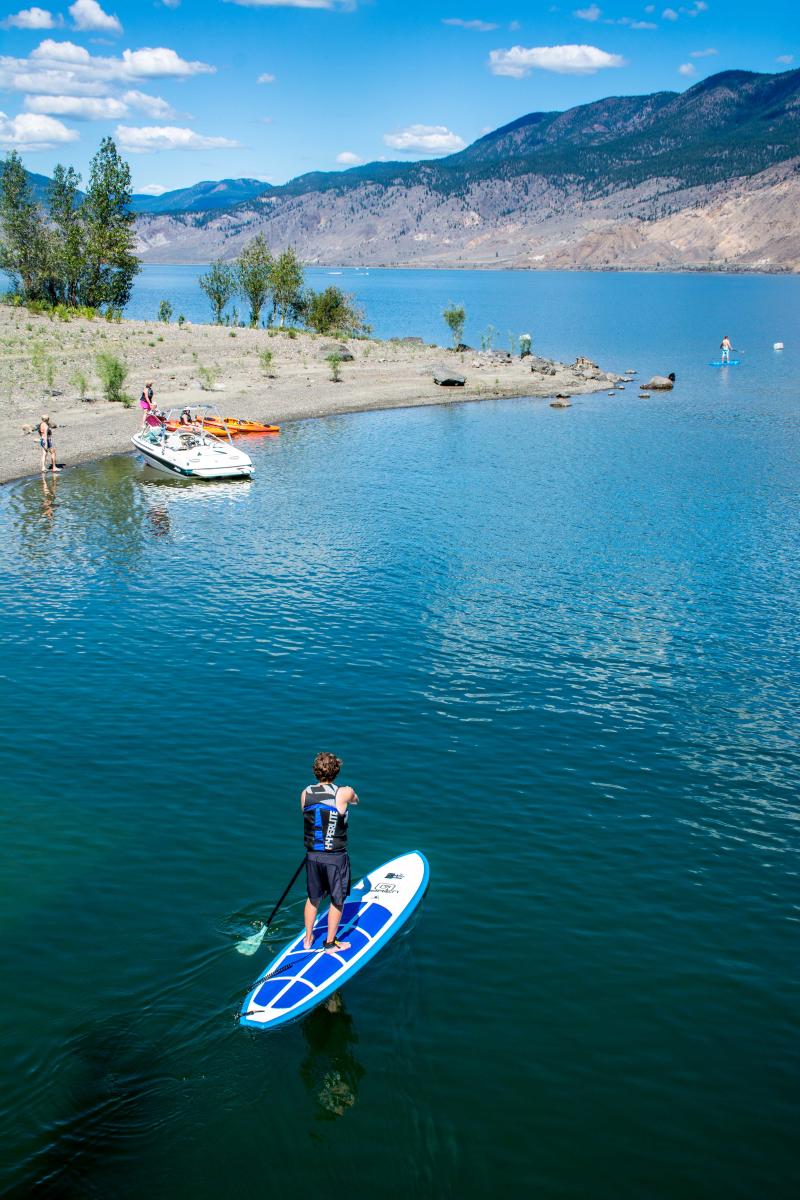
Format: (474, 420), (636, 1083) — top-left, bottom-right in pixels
(720, 335), (734, 364)
(302, 753), (359, 953)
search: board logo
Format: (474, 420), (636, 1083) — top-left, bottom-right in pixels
(385, 872), (404, 879)
(373, 882), (398, 894)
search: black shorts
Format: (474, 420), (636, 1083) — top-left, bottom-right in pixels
(306, 851), (351, 908)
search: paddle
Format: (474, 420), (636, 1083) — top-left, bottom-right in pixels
(236, 856), (307, 956)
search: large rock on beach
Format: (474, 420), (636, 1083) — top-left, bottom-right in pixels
(433, 369), (466, 386)
(317, 342), (355, 362)
(530, 357), (557, 376)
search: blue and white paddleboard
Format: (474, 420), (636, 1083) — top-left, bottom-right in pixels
(240, 850), (429, 1030)
(709, 360), (741, 367)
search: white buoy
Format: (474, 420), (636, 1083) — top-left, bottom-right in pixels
(774, 342), (784, 351)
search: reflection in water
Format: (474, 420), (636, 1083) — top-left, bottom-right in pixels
(146, 503), (171, 539)
(299, 993), (364, 1121)
(40, 474), (58, 526)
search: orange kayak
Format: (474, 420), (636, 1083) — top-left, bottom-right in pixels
(166, 418), (280, 436)
(218, 417), (280, 435)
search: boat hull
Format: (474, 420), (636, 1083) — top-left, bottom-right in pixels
(131, 434), (254, 479)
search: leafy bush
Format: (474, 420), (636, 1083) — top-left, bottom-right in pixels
(177, 313), (185, 328)
(304, 286), (364, 335)
(326, 352), (343, 382)
(95, 352), (129, 405)
(71, 369), (89, 401)
(158, 299), (173, 324)
(259, 349), (274, 376)
(30, 341), (56, 394)
(443, 303), (466, 349)
(197, 365), (219, 391)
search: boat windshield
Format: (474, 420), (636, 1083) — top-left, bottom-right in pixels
(163, 404), (233, 443)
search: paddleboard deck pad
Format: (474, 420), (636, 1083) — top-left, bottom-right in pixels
(709, 360), (741, 366)
(240, 851), (429, 1030)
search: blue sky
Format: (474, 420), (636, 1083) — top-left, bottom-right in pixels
(0, 0), (795, 193)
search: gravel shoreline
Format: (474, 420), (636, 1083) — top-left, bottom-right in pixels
(0, 307), (624, 485)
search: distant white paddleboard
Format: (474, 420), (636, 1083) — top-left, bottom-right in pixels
(240, 851), (429, 1030)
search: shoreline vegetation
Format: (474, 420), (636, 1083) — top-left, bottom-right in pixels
(0, 303), (623, 485)
(0, 140), (623, 485)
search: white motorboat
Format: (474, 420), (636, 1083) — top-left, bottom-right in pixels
(131, 405), (254, 480)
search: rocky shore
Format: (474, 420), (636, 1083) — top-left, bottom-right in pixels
(0, 306), (623, 485)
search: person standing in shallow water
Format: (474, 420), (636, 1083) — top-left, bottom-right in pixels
(38, 415), (59, 474)
(302, 752), (359, 954)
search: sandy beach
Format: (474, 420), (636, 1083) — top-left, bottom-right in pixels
(0, 305), (623, 484)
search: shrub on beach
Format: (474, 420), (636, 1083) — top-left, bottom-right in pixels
(443, 303), (466, 349)
(158, 300), (173, 324)
(305, 286), (365, 336)
(197, 365), (219, 391)
(95, 352), (130, 406)
(326, 352), (343, 382)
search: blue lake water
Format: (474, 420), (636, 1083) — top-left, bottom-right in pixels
(1, 271), (799, 1198)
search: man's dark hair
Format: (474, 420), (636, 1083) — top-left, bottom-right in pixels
(313, 752), (342, 782)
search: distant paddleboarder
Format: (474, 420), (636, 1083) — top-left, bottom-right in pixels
(301, 753), (359, 954)
(720, 335), (734, 364)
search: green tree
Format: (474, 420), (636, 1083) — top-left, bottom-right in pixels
(443, 302), (466, 349)
(157, 299), (173, 323)
(237, 234), (273, 327)
(198, 260), (237, 324)
(48, 164), (84, 307)
(270, 247), (304, 326)
(81, 137), (139, 311)
(304, 286), (364, 335)
(0, 151), (48, 301)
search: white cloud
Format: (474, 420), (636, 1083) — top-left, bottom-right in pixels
(662, 7), (678, 18)
(336, 150), (362, 164)
(574, 5), (601, 20)
(1, 7), (59, 29)
(122, 89), (176, 118)
(617, 17), (657, 28)
(489, 43), (625, 76)
(383, 124), (466, 154)
(678, 62), (696, 76)
(383, 123), (465, 154)
(442, 17), (498, 31)
(0, 40), (215, 98)
(257, 72), (276, 83)
(136, 182), (167, 194)
(776, 54), (794, 65)
(690, 46), (717, 57)
(115, 124), (239, 152)
(120, 47), (213, 77)
(644, 4), (654, 10)
(24, 92), (128, 118)
(160, 0), (181, 6)
(69, 0), (122, 34)
(508, 19), (521, 30)
(0, 109), (78, 149)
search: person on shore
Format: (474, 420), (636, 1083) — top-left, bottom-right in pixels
(720, 335), (734, 364)
(38, 415), (60, 473)
(301, 752), (359, 954)
(139, 382), (156, 426)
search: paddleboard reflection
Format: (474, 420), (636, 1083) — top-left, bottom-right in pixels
(299, 994), (365, 1121)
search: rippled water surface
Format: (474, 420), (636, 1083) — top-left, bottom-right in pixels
(1, 273), (799, 1198)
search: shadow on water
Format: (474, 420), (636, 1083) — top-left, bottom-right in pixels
(299, 993), (365, 1125)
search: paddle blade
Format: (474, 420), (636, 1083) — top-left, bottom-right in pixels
(236, 924), (267, 956)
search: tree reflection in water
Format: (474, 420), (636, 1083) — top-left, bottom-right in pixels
(299, 993), (365, 1121)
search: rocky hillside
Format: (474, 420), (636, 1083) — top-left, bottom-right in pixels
(133, 67), (800, 271)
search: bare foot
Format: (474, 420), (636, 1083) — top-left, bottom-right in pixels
(303, 934), (314, 950)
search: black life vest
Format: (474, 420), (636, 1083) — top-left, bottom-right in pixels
(303, 783), (348, 852)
